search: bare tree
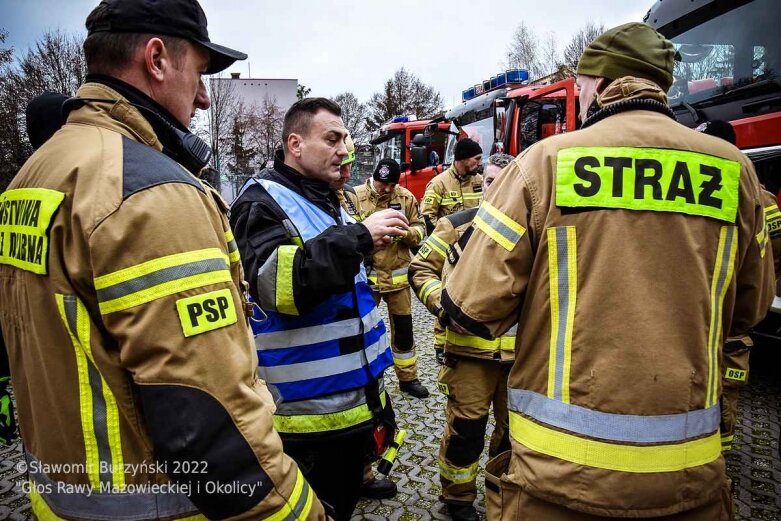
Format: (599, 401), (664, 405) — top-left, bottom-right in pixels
(506, 22), (545, 80)
(332, 91), (368, 144)
(0, 29), (86, 192)
(366, 68), (443, 131)
(540, 32), (562, 77)
(562, 21), (605, 73)
(204, 74), (239, 191)
(249, 95), (284, 164)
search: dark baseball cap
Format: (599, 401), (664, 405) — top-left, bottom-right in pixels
(86, 0), (247, 74)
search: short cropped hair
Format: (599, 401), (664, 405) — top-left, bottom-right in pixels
(487, 153), (514, 169)
(282, 97), (342, 151)
(83, 3), (187, 75)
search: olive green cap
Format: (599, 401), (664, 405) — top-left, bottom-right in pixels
(576, 22), (677, 92)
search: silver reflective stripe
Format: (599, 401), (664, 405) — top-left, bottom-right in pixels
(255, 308), (382, 350)
(508, 389), (720, 444)
(63, 297), (113, 486)
(476, 205), (523, 246)
(275, 380), (385, 416)
(392, 267), (408, 277)
(27, 452), (199, 521)
(552, 227), (572, 401)
(227, 238), (238, 256)
(393, 350), (416, 360)
(256, 248), (280, 312)
(259, 333), (390, 384)
(503, 324), (518, 337)
(96, 258), (229, 304)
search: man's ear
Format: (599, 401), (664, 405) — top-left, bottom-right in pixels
(287, 133), (303, 158)
(595, 77), (608, 94)
(143, 37), (168, 84)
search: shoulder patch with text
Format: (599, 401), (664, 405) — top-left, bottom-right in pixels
(176, 288), (237, 337)
(0, 188), (65, 275)
(555, 147), (741, 222)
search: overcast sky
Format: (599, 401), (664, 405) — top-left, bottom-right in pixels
(1, 0), (651, 107)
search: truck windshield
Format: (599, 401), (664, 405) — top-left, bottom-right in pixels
(665, 0), (780, 107)
(373, 133), (403, 170)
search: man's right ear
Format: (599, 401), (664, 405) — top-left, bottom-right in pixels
(287, 133), (302, 158)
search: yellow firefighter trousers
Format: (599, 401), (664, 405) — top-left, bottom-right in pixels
(374, 287), (418, 382)
(438, 357), (510, 504)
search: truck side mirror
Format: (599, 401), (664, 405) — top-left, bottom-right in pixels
(410, 146), (427, 172)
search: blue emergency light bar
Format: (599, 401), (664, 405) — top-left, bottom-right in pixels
(389, 115), (418, 124)
(462, 69), (529, 102)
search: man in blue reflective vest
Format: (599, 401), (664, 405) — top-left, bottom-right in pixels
(230, 97), (408, 521)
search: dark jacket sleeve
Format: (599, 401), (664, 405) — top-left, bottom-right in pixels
(230, 185), (374, 315)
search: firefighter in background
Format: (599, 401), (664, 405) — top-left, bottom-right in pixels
(0, 0), (333, 518)
(696, 119), (781, 452)
(331, 135), (400, 501)
(410, 153), (514, 521)
(356, 159), (430, 399)
(442, 23), (773, 520)
(333, 134), (364, 221)
(420, 138), (484, 365)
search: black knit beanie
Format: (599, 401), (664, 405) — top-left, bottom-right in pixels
(454, 138), (483, 161)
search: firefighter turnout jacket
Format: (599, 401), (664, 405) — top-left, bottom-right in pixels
(336, 185), (363, 222)
(410, 208), (515, 362)
(230, 158), (395, 439)
(420, 166), (483, 234)
(354, 180), (425, 292)
(441, 77), (774, 517)
(0, 82), (325, 520)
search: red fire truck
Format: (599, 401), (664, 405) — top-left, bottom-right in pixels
(646, 0), (781, 339)
(369, 116), (452, 200)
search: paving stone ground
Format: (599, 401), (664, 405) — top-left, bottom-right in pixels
(0, 298), (779, 520)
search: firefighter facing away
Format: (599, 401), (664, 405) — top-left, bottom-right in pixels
(442, 22), (773, 520)
(410, 153), (514, 521)
(0, 0), (332, 519)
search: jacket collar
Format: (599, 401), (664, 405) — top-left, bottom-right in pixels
(597, 76), (668, 108)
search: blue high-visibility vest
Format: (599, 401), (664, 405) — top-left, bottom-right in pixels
(244, 177), (393, 407)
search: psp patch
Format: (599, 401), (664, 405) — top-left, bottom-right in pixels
(176, 288), (237, 337)
(417, 243), (432, 259)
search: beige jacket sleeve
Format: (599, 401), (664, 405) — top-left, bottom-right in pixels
(761, 189), (781, 278)
(89, 182), (326, 520)
(441, 159), (533, 339)
(402, 193), (426, 247)
(409, 216), (457, 316)
(420, 178), (444, 232)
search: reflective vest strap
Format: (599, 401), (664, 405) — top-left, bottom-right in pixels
(273, 391), (388, 434)
(509, 411), (721, 473)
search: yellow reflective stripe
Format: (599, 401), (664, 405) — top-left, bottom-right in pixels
(547, 227), (576, 403)
(225, 229), (241, 264)
(424, 234), (448, 257)
(56, 295), (124, 489)
(30, 485), (68, 521)
(706, 226), (738, 407)
(463, 193), (483, 200)
(418, 279), (442, 304)
(510, 412), (721, 473)
(434, 333), (446, 344)
(555, 147), (741, 223)
(439, 459), (479, 484)
(474, 201), (525, 251)
(55, 294), (100, 489)
(763, 205), (781, 219)
(94, 248), (231, 314)
(756, 224), (768, 258)
(500, 336), (516, 351)
(393, 355), (417, 367)
(275, 245), (299, 316)
(264, 469), (313, 521)
(273, 391), (387, 434)
(446, 329), (500, 350)
(424, 190), (442, 202)
(391, 274), (408, 284)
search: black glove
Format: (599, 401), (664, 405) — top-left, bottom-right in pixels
(0, 379), (17, 445)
